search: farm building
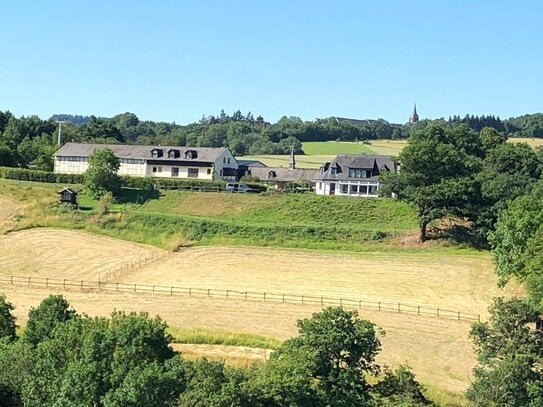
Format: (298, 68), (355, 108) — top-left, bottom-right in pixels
(313, 154), (397, 197)
(242, 147), (317, 190)
(54, 143), (238, 181)
(58, 187), (78, 205)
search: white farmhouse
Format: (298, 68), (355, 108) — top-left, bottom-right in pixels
(313, 154), (397, 197)
(54, 143), (238, 181)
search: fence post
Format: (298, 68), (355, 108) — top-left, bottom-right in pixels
(458, 311), (460, 320)
(378, 301), (381, 311)
(359, 300), (362, 309)
(264, 293), (266, 301)
(46, 278), (49, 288)
(189, 288), (192, 297)
(226, 289), (228, 298)
(208, 288), (211, 297)
(398, 303), (401, 313)
(437, 308), (440, 317)
(301, 295), (304, 304)
(63, 279), (66, 289)
(170, 286), (173, 296)
(282, 294), (285, 303)
(340, 298), (342, 307)
(10, 275), (13, 285)
(244, 292), (247, 301)
(134, 284), (136, 293)
(28, 276), (31, 285)
(98, 281), (101, 292)
(153, 285), (155, 294)
(80, 280), (83, 289)
(116, 283), (119, 292)
(478, 314), (480, 322)
(321, 297), (323, 306)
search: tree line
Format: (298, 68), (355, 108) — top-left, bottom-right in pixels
(382, 122), (543, 405)
(2, 109), (543, 171)
(0, 296), (433, 406)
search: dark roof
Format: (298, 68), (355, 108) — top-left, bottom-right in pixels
(313, 154), (397, 181)
(54, 143), (229, 163)
(333, 117), (379, 126)
(58, 187), (77, 195)
(237, 159), (267, 168)
(249, 166), (318, 183)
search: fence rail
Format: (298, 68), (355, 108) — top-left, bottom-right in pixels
(99, 251), (170, 282)
(0, 274), (481, 322)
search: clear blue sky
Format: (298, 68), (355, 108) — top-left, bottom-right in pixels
(1, 1), (541, 124)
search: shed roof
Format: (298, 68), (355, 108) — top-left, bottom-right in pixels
(54, 143), (229, 163)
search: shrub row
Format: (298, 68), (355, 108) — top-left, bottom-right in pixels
(0, 167), (84, 184)
(0, 167), (267, 192)
(126, 213), (382, 243)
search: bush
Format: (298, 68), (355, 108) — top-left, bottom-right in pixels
(0, 167), (83, 184)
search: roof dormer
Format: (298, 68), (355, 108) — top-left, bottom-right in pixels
(168, 149), (180, 158)
(151, 148), (163, 158)
(185, 150), (197, 159)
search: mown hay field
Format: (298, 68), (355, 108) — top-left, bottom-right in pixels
(0, 228), (522, 394)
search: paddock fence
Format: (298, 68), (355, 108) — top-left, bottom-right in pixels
(98, 251), (171, 282)
(0, 274), (481, 323)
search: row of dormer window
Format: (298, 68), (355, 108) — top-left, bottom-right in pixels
(151, 148), (198, 159)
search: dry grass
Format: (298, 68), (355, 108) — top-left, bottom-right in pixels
(0, 228), (162, 280)
(116, 246), (521, 317)
(508, 137), (543, 148)
(0, 283), (475, 393)
(0, 228), (521, 394)
(0, 196), (17, 231)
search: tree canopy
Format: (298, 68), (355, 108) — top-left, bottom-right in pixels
(84, 148), (121, 199)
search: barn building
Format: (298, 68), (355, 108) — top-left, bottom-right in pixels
(54, 143), (238, 181)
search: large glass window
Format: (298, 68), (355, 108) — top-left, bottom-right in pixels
(350, 185), (358, 194)
(348, 168), (366, 178)
(359, 185), (368, 194)
(188, 168), (199, 178)
(341, 184), (348, 194)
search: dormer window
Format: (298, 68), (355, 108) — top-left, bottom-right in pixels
(151, 148), (163, 158)
(268, 170), (277, 178)
(168, 149), (180, 158)
(185, 150), (197, 159)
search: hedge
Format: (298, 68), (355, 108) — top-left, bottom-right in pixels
(0, 166), (267, 192)
(0, 167), (84, 184)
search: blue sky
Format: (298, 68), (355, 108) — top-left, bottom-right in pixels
(1, 1), (541, 124)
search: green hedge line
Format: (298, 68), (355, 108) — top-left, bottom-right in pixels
(0, 167), (84, 184)
(126, 213), (381, 243)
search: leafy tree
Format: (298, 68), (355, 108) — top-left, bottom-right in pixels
(489, 180), (543, 288)
(467, 298), (543, 406)
(0, 295), (16, 341)
(84, 148), (121, 199)
(23, 294), (76, 346)
(373, 365), (432, 406)
(381, 123), (482, 241)
(252, 307), (381, 406)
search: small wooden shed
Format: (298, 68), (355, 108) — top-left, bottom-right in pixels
(58, 187), (78, 206)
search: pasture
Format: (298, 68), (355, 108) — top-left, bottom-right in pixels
(0, 228), (522, 394)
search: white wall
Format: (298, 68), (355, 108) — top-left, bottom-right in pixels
(213, 150), (238, 180)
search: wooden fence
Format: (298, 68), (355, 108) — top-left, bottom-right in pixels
(98, 251), (170, 282)
(0, 274), (481, 323)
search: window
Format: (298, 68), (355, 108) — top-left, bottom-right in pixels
(228, 158), (231, 164)
(331, 167), (337, 175)
(207, 168), (212, 175)
(171, 167), (179, 177)
(223, 157), (226, 163)
(152, 166), (157, 173)
(366, 170), (372, 178)
(188, 168), (199, 178)
(158, 166), (162, 173)
(341, 184), (348, 194)
(348, 168), (366, 178)
(359, 185), (368, 194)
(350, 185), (358, 194)
(369, 185), (378, 195)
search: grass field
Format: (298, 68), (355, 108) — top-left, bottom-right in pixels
(0, 227), (523, 396)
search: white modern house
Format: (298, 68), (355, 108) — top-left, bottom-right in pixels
(313, 154), (397, 197)
(54, 143), (238, 181)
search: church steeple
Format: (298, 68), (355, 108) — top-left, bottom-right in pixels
(409, 104), (419, 124)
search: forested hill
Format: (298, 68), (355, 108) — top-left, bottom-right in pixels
(1, 109), (543, 170)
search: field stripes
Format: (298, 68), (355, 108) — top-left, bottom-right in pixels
(0, 274), (481, 323)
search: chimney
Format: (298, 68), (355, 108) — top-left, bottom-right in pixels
(288, 145), (296, 170)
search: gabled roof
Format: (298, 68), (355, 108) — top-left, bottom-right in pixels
(249, 166), (318, 183)
(58, 187), (77, 195)
(54, 143), (229, 163)
(313, 154), (397, 181)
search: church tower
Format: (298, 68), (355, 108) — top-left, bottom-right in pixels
(409, 104), (419, 124)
